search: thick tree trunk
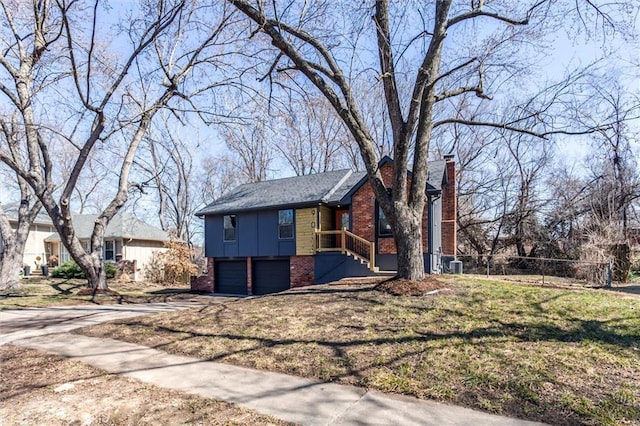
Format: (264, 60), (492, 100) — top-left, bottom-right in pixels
(0, 248), (24, 290)
(392, 206), (425, 280)
(75, 253), (108, 290)
(0, 220), (32, 291)
(51, 208), (109, 290)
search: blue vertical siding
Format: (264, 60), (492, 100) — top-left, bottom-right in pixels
(204, 216), (223, 257)
(257, 210), (278, 254)
(204, 209), (296, 257)
(238, 212), (258, 255)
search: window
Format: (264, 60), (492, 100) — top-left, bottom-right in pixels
(104, 240), (115, 261)
(224, 215), (236, 241)
(378, 205), (392, 236)
(278, 209), (294, 239)
(61, 246), (70, 263)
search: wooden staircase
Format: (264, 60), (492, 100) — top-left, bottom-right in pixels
(315, 229), (378, 272)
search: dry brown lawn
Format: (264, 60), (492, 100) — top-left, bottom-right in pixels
(0, 278), (203, 309)
(0, 345), (291, 425)
(76, 276), (640, 426)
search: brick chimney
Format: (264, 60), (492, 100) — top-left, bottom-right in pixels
(441, 154), (457, 256)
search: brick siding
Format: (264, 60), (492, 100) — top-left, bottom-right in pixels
(290, 255), (314, 287)
(351, 162), (430, 255)
(350, 159), (456, 257)
(246, 256), (253, 295)
(190, 257), (214, 292)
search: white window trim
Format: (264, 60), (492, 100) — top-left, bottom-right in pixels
(278, 209), (294, 240)
(104, 239), (116, 262)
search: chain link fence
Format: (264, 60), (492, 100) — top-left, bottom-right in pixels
(444, 255), (612, 287)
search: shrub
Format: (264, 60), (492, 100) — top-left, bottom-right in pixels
(163, 241), (199, 284)
(144, 251), (166, 283)
(143, 241), (199, 284)
(51, 261), (116, 279)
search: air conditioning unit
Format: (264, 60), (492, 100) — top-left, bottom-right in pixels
(449, 260), (463, 274)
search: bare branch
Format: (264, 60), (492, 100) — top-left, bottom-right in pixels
(447, 1), (548, 27)
(432, 118), (608, 138)
(435, 85), (492, 102)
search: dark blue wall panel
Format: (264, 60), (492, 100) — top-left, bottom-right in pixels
(278, 239), (295, 255)
(204, 216), (223, 257)
(205, 209), (297, 258)
(223, 242), (239, 257)
(376, 254), (397, 272)
(238, 212), (259, 256)
(377, 254), (432, 273)
(257, 211), (278, 254)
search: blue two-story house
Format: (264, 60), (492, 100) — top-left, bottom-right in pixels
(193, 155), (456, 295)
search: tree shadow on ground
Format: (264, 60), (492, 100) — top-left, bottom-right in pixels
(90, 313), (638, 426)
(147, 288), (192, 295)
(50, 280), (83, 295)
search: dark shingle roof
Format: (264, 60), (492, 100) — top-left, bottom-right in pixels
(197, 158), (449, 216)
(196, 169), (356, 216)
(325, 171), (366, 204)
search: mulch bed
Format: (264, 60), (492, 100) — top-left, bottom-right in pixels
(374, 275), (447, 296)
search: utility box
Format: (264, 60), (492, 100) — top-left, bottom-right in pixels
(449, 260), (463, 274)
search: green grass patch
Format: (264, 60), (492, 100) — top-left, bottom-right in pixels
(77, 276), (640, 425)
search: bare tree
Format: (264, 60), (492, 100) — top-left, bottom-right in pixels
(227, 0), (620, 279)
(137, 119), (201, 245)
(0, 117), (41, 289)
(54, 144), (115, 214)
(198, 154), (242, 205)
(272, 95), (351, 175)
(221, 116), (273, 183)
(578, 80), (640, 279)
(0, 0), (239, 289)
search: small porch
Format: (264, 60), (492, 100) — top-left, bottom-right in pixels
(315, 228), (378, 272)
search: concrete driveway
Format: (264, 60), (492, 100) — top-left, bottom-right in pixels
(0, 301), (211, 345)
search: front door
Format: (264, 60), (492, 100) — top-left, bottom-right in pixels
(335, 210), (349, 230)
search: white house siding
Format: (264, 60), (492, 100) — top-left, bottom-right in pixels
(57, 238), (167, 282)
(122, 239), (167, 281)
(22, 223), (55, 268)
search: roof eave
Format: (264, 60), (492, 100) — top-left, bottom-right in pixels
(196, 200), (329, 217)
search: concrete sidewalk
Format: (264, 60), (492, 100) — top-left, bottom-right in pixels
(0, 301), (209, 345)
(14, 333), (546, 426)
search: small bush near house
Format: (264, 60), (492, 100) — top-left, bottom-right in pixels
(143, 241), (199, 285)
(144, 251), (166, 283)
(163, 241), (199, 284)
(51, 261), (116, 279)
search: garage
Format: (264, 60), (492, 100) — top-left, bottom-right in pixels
(252, 258), (291, 295)
(214, 259), (248, 294)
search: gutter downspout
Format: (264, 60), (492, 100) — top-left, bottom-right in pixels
(427, 193), (441, 274)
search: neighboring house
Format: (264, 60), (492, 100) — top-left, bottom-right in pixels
(194, 155), (456, 295)
(0, 204), (56, 271)
(0, 204), (169, 281)
(44, 214), (170, 281)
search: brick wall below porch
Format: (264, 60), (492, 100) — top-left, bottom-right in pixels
(290, 255), (314, 287)
(190, 257), (214, 292)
